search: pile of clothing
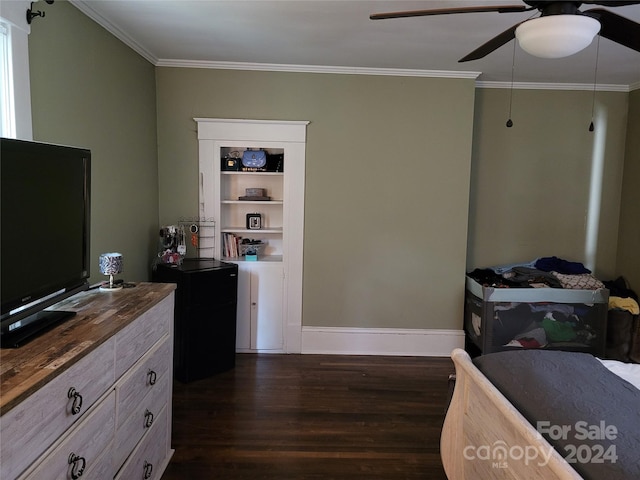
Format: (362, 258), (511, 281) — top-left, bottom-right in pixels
(468, 256), (608, 351)
(490, 302), (598, 349)
(467, 256), (606, 290)
(468, 258), (640, 359)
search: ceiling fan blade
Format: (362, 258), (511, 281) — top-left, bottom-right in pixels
(584, 8), (640, 53)
(370, 5), (528, 20)
(458, 23), (521, 62)
(580, 1), (640, 5)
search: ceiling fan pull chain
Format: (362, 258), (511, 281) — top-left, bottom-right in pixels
(506, 39), (517, 128)
(589, 35), (601, 132)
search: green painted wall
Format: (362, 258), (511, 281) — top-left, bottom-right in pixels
(28, 1), (159, 283)
(25, 2), (638, 332)
(468, 88), (629, 280)
(155, 68), (476, 330)
(616, 89), (640, 290)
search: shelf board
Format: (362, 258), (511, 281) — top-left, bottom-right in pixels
(221, 255), (283, 263)
(221, 171), (284, 176)
(222, 200), (283, 205)
(221, 227), (283, 234)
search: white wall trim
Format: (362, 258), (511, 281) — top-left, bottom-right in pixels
(1, 0), (33, 140)
(302, 326), (464, 357)
(130, 58), (635, 91)
(476, 80), (630, 92)
(157, 59), (481, 79)
(476, 81), (630, 92)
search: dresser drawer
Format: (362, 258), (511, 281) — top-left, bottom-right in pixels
(116, 335), (171, 432)
(114, 372), (169, 469)
(115, 405), (170, 480)
(0, 338), (116, 480)
(21, 390), (116, 480)
(115, 295), (173, 379)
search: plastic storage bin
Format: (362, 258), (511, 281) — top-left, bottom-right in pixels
(464, 276), (608, 356)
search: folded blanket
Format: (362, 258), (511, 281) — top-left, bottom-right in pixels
(551, 271), (606, 290)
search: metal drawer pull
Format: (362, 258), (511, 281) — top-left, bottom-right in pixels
(68, 453), (86, 479)
(147, 369), (157, 385)
(144, 409), (154, 428)
(143, 461), (153, 479)
(67, 388), (83, 415)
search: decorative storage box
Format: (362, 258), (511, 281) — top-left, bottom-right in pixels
(239, 188), (270, 201)
(464, 276), (609, 356)
(245, 188), (265, 197)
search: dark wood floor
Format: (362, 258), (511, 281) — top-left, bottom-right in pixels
(161, 354), (454, 480)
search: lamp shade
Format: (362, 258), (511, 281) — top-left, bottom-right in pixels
(515, 15), (600, 58)
(99, 253), (123, 276)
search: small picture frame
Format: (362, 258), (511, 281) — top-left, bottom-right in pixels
(221, 150), (241, 171)
(224, 157), (239, 171)
(246, 213), (262, 230)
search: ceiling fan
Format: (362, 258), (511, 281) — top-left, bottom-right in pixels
(370, 1), (640, 62)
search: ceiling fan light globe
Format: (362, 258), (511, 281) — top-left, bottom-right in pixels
(515, 15), (601, 58)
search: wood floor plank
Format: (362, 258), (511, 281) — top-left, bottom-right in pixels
(162, 353), (453, 479)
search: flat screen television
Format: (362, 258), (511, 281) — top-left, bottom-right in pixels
(1, 137), (91, 347)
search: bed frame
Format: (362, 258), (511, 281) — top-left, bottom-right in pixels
(440, 348), (582, 479)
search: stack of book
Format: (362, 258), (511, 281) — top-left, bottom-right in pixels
(222, 233), (241, 258)
(223, 234), (266, 258)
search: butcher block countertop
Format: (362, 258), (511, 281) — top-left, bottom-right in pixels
(0, 282), (176, 415)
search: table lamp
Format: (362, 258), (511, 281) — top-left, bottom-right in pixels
(99, 252), (123, 291)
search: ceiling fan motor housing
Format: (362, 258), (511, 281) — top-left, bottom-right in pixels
(524, 1), (582, 15)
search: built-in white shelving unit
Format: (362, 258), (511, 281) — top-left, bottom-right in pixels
(195, 118), (308, 354)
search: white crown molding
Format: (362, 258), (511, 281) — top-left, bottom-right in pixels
(70, 0), (158, 65)
(69, 0), (477, 80)
(156, 59), (482, 79)
(477, 80), (630, 92)
(630, 81), (640, 92)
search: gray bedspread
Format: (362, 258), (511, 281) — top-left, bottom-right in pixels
(474, 350), (640, 480)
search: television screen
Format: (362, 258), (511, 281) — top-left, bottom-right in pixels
(1, 138), (91, 347)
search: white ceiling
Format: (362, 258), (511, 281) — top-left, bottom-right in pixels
(69, 0), (640, 89)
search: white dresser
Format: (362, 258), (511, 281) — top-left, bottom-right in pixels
(0, 283), (176, 480)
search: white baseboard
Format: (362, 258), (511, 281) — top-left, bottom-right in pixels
(301, 326), (465, 357)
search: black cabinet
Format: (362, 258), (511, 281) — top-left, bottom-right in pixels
(152, 258), (238, 382)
